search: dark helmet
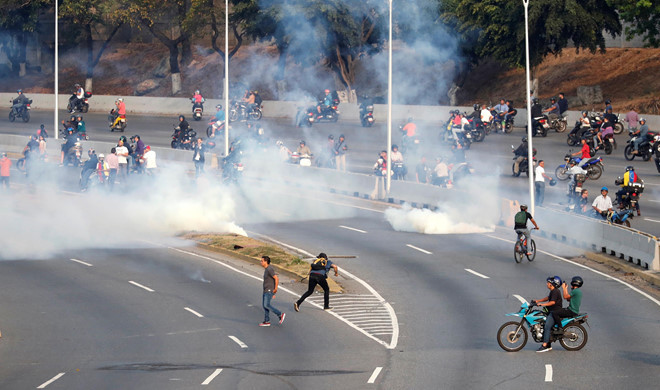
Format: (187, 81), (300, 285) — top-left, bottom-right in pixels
(407, 117), (413, 122)
(76, 114), (83, 120)
(300, 140), (306, 145)
(639, 118), (646, 123)
(626, 165), (634, 172)
(179, 115), (185, 121)
(216, 104), (222, 110)
(17, 89), (22, 94)
(392, 144), (398, 150)
(605, 99), (611, 105)
(532, 97), (539, 104)
(571, 276), (584, 288)
(550, 97), (557, 102)
(473, 103), (479, 111)
(520, 204), (528, 211)
(549, 178), (557, 186)
(522, 137), (527, 142)
(119, 135), (128, 144)
(547, 275), (562, 288)
(88, 148), (95, 156)
(40, 124), (45, 129)
(328, 134), (334, 140)
(582, 110), (588, 116)
(317, 252), (328, 260)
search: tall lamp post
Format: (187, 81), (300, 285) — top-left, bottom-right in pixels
(386, 0), (392, 194)
(224, 0), (230, 157)
(523, 0), (535, 214)
(55, 1), (59, 140)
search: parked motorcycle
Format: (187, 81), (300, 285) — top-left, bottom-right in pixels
(9, 99), (32, 122)
(555, 153), (604, 181)
(67, 92), (92, 113)
(497, 301), (588, 352)
(108, 108), (127, 132)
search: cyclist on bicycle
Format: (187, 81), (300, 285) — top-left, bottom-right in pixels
(514, 204), (539, 255)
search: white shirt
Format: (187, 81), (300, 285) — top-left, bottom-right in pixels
(76, 87), (85, 99)
(592, 195), (613, 211)
(481, 109), (492, 123)
(434, 162), (448, 177)
(391, 150), (404, 162)
(461, 117), (470, 130)
(143, 150), (157, 169)
(535, 165), (545, 182)
(116, 145), (128, 164)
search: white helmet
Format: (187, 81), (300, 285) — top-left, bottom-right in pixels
(98, 153), (105, 159)
(117, 98), (123, 102)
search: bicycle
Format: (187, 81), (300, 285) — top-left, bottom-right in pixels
(514, 228), (537, 263)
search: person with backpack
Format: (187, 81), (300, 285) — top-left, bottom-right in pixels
(294, 253), (339, 312)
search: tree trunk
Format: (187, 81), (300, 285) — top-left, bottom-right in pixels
(85, 78), (93, 92)
(447, 83), (460, 106)
(171, 72), (182, 95)
(181, 37), (192, 67)
(85, 24), (94, 81)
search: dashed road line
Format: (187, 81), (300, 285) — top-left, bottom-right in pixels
(465, 268), (490, 279)
(201, 368), (223, 385)
(368, 367), (383, 384)
(340, 225), (368, 233)
(228, 335), (248, 349)
(545, 364), (553, 382)
(406, 244), (432, 254)
(70, 258), (93, 267)
(129, 281), (155, 292)
(184, 307), (204, 318)
(644, 218), (660, 223)
(37, 372), (65, 388)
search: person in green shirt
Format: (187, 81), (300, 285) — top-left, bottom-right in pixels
(552, 275), (584, 326)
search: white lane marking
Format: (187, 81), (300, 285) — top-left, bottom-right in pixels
(368, 367), (383, 384)
(513, 294), (527, 304)
(70, 258), (93, 267)
(545, 364), (553, 382)
(228, 335), (248, 349)
(647, 199), (660, 203)
(340, 225), (368, 233)
(129, 281), (155, 292)
(485, 234), (660, 307)
(201, 368), (223, 385)
(37, 372), (65, 388)
(643, 218), (660, 223)
(184, 307), (204, 318)
(406, 244), (432, 254)
(168, 238), (400, 350)
(465, 268), (490, 279)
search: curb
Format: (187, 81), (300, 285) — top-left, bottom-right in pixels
(584, 251), (660, 288)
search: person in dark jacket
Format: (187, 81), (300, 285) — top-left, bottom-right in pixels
(192, 137), (206, 177)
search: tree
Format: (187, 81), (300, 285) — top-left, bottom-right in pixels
(59, 0), (123, 92)
(440, 0), (622, 82)
(0, 0), (50, 77)
(614, 0), (660, 47)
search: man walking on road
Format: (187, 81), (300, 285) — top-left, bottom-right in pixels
(534, 160), (553, 206)
(294, 253), (339, 312)
(260, 255), (285, 327)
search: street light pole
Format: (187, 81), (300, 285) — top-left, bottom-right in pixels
(523, 0), (535, 214)
(386, 0), (392, 194)
(224, 0), (230, 157)
(55, 1), (59, 140)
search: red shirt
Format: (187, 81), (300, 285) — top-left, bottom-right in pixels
(0, 157), (12, 177)
(580, 143), (591, 159)
(403, 123), (417, 137)
(117, 101), (126, 115)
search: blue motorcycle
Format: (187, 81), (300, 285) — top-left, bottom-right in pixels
(606, 209), (634, 228)
(555, 153), (604, 181)
(497, 302), (589, 352)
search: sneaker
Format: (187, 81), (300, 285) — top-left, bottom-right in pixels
(536, 345), (552, 353)
(526, 252), (533, 256)
(323, 306), (333, 311)
(279, 313), (286, 325)
(637, 209), (641, 216)
(294, 302), (299, 312)
(259, 322), (271, 327)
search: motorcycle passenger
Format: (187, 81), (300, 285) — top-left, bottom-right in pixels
(592, 186), (613, 219)
(70, 83), (85, 113)
(480, 104), (493, 125)
(557, 92), (569, 116)
(553, 276), (583, 327)
(631, 118), (649, 155)
(242, 89), (256, 113)
(76, 115), (86, 137)
(616, 166), (642, 215)
(210, 104), (225, 138)
(512, 137), (528, 176)
(317, 89), (335, 116)
(468, 104), (481, 124)
(531, 276), (564, 353)
(543, 97), (560, 121)
(604, 99), (613, 114)
(624, 107), (638, 131)
(191, 89), (205, 113)
(80, 149), (98, 191)
(504, 100), (517, 126)
(373, 150), (388, 177)
(61, 115), (78, 135)
(37, 124), (48, 139)
(514, 204), (539, 256)
(11, 89), (29, 114)
(596, 116), (614, 149)
(111, 98), (126, 128)
(391, 144), (406, 180)
(59, 128), (78, 165)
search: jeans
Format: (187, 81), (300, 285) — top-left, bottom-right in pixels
(535, 181), (545, 206)
(262, 291), (281, 323)
(107, 168), (117, 191)
(542, 311), (556, 345)
(296, 273), (330, 309)
(632, 137), (645, 151)
(515, 228), (531, 252)
(194, 160), (204, 177)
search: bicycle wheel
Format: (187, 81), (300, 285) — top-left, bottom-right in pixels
(514, 242), (523, 263)
(526, 240), (536, 261)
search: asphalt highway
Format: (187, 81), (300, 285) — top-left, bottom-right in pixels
(1, 109), (659, 389)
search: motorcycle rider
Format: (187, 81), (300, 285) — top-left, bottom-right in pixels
(571, 138), (592, 167)
(11, 89), (29, 114)
(59, 128), (78, 165)
(512, 137), (528, 176)
(70, 83), (85, 113)
(514, 204), (540, 256)
(592, 186), (613, 219)
(596, 116), (614, 149)
(80, 148), (98, 191)
(209, 104), (225, 138)
(531, 276), (564, 353)
(76, 115), (86, 138)
(242, 89), (256, 113)
(480, 104), (493, 125)
(504, 100), (517, 127)
(111, 98), (126, 129)
(616, 166), (642, 216)
(543, 97), (560, 122)
(557, 92), (569, 116)
(317, 89), (333, 116)
(359, 95), (374, 120)
(391, 144), (406, 180)
(191, 89), (205, 113)
(604, 99), (613, 113)
(296, 140), (311, 156)
(631, 118), (649, 155)
(174, 115), (193, 148)
(530, 98), (543, 135)
(572, 110), (592, 140)
(493, 98), (508, 131)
